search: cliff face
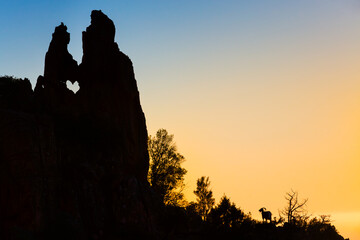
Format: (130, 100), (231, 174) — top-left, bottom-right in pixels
(0, 10), (155, 240)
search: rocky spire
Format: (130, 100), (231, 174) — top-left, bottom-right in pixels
(44, 22), (78, 86)
(0, 10), (155, 239)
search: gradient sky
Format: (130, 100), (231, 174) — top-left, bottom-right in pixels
(1, 1), (360, 239)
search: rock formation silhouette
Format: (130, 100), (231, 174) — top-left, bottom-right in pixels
(0, 10), (154, 240)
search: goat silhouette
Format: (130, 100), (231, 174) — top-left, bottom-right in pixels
(259, 207), (272, 223)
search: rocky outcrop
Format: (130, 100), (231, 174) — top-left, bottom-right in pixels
(0, 10), (156, 240)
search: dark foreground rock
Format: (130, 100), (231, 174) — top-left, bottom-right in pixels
(0, 10), (159, 240)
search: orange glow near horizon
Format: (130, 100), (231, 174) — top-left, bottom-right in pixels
(144, 52), (360, 239)
(331, 212), (360, 239)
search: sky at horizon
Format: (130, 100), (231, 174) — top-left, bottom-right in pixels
(1, 1), (360, 239)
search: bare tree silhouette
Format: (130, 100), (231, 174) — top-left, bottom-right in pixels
(281, 190), (308, 225)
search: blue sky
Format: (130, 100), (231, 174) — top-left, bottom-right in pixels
(1, 0), (359, 85)
(0, 0), (348, 82)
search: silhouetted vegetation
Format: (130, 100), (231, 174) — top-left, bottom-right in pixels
(193, 176), (215, 221)
(209, 195), (246, 229)
(281, 189), (309, 225)
(149, 129), (347, 240)
(147, 128), (187, 206)
(0, 75), (33, 111)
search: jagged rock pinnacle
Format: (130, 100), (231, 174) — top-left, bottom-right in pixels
(0, 10), (155, 239)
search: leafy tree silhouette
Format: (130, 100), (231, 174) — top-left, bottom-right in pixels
(147, 129), (187, 206)
(209, 195), (245, 228)
(193, 176), (215, 221)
